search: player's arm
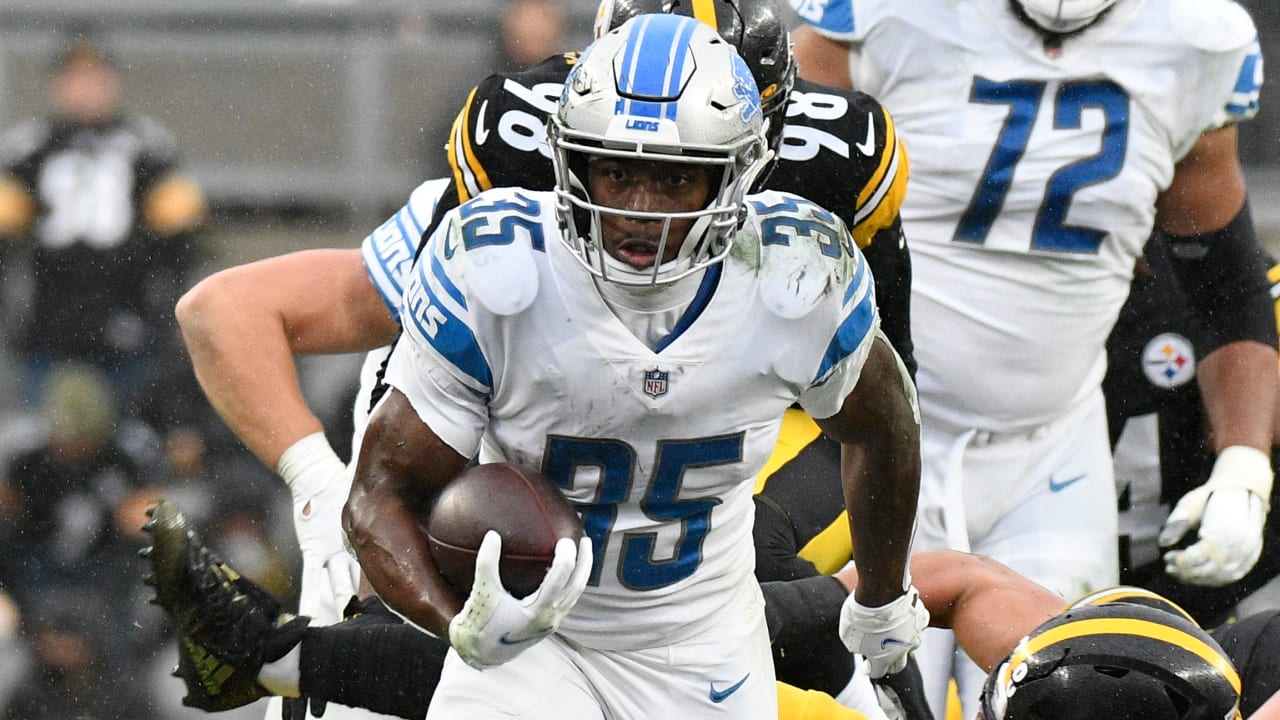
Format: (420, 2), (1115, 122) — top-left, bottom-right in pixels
(815, 332), (919, 607)
(1153, 124), (1278, 586)
(831, 550), (1064, 672)
(1157, 124), (1278, 456)
(176, 248), (399, 468)
(790, 25), (853, 89)
(344, 387), (468, 638)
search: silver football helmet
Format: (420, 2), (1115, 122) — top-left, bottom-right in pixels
(1014, 0), (1120, 33)
(548, 13), (771, 286)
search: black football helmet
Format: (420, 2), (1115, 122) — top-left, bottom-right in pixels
(980, 604), (1242, 720)
(594, 0), (796, 155)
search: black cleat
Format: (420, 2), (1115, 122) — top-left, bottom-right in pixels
(142, 499), (309, 711)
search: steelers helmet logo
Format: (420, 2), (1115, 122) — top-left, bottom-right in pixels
(1141, 333), (1195, 389)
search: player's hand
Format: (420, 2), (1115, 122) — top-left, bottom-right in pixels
(871, 653), (936, 720)
(1159, 445), (1272, 587)
(448, 530), (592, 670)
(839, 585), (930, 680)
(277, 433), (361, 614)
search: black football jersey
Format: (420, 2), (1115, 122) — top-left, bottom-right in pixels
(1106, 239), (1280, 623)
(1210, 607), (1280, 716)
(433, 54), (916, 374)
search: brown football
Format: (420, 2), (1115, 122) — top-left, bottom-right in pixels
(426, 462), (584, 599)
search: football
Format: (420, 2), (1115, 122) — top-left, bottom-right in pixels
(425, 462), (584, 599)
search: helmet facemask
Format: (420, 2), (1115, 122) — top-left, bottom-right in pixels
(549, 14), (770, 286)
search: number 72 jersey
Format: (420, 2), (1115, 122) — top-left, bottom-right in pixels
(805, 0), (1261, 265)
(792, 0), (1262, 429)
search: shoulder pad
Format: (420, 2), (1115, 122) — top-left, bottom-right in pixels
(748, 191), (859, 320)
(1169, 0), (1257, 54)
(452, 189), (544, 316)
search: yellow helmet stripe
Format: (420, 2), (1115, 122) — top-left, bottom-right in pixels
(691, 0), (719, 29)
(1003, 617), (1240, 694)
(1069, 586), (1196, 623)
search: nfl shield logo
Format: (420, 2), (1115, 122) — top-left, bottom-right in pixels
(643, 368), (669, 398)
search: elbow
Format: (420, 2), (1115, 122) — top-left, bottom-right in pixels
(175, 269), (242, 349)
(175, 273), (217, 339)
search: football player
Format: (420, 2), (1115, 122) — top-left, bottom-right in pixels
(1106, 237), (1280, 626)
(175, 2), (912, 716)
(345, 15), (923, 718)
(786, 0), (1278, 715)
(144, 497), (1280, 720)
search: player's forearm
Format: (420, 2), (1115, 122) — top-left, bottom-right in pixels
(821, 337), (921, 605)
(1198, 340), (1278, 454)
(910, 551), (1062, 671)
(345, 390), (467, 638)
(177, 249), (399, 467)
(177, 268), (323, 467)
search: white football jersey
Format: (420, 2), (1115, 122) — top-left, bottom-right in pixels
(789, 0), (1262, 431)
(384, 187), (878, 650)
(351, 177), (451, 460)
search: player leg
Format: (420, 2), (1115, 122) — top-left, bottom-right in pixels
(141, 501), (311, 712)
(576, 581), (778, 719)
(424, 638), (604, 719)
(959, 391), (1118, 717)
(144, 499), (446, 719)
(911, 420), (978, 716)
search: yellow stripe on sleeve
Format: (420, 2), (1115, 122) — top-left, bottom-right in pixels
(852, 108), (909, 248)
(753, 408), (821, 495)
(446, 87), (493, 202)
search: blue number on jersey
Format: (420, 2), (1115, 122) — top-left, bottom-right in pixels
(458, 192), (546, 252)
(751, 196), (849, 259)
(954, 77), (1129, 254)
(543, 434), (743, 591)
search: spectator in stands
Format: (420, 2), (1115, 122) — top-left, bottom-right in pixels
(0, 31), (207, 409)
(494, 0), (566, 72)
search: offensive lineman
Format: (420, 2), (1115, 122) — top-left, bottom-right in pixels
(786, 0), (1279, 715)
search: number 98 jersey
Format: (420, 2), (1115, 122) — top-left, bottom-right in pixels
(439, 53), (915, 374)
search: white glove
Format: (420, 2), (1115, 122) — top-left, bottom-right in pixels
(448, 530), (592, 670)
(277, 432), (361, 619)
(1159, 445), (1272, 588)
(839, 584), (930, 679)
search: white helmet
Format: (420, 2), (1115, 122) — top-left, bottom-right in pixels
(1014, 0), (1120, 33)
(548, 13), (771, 286)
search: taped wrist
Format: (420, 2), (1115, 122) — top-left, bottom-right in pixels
(276, 432), (343, 490)
(299, 604), (442, 719)
(762, 575), (856, 696)
(1164, 202), (1277, 352)
(1208, 445), (1274, 511)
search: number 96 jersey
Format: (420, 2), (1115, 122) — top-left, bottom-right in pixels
(384, 188), (879, 651)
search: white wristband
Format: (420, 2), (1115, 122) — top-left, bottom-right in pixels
(276, 431), (344, 490)
(1208, 445), (1274, 510)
